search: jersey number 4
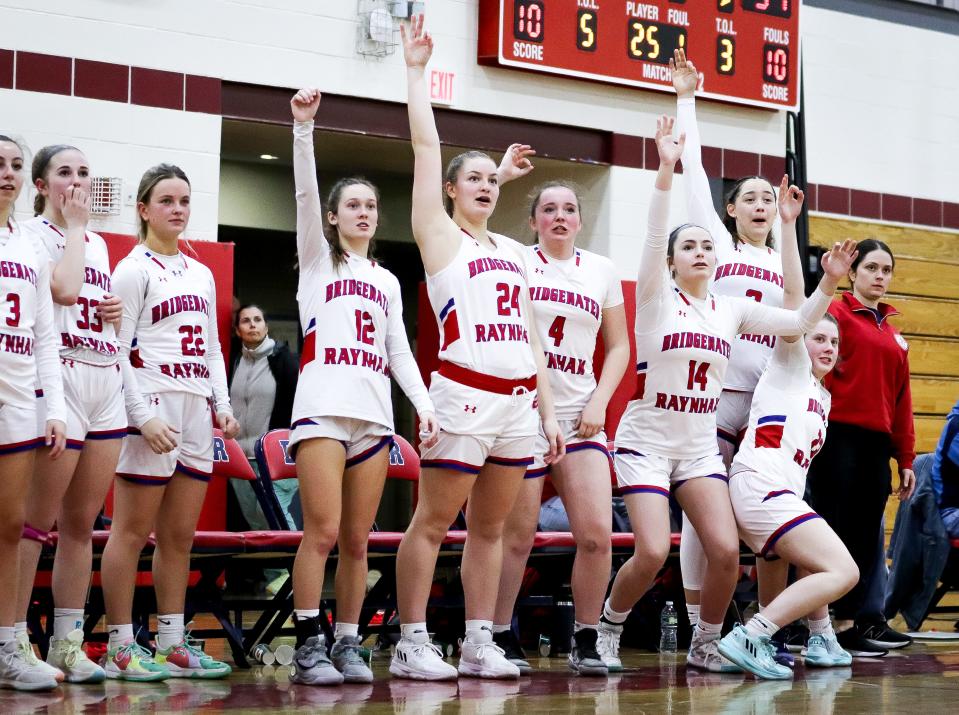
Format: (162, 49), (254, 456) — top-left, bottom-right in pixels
(547, 316), (566, 347)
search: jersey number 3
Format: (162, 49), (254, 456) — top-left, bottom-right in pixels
(5, 292), (19, 327)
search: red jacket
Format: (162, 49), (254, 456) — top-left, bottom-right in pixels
(824, 292), (915, 470)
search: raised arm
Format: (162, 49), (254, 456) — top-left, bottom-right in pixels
(49, 187), (90, 305)
(291, 88), (329, 273)
(637, 116), (685, 310)
(775, 174), (806, 342)
(402, 15), (460, 275)
(736, 240), (858, 337)
(671, 50), (733, 251)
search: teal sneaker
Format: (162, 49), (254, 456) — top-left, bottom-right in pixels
(155, 632), (231, 679)
(802, 633), (852, 667)
(717, 626), (792, 680)
(104, 641), (169, 682)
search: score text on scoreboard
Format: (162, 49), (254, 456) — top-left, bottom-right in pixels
(477, 0), (801, 111)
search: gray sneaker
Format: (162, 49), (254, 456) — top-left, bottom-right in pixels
(568, 628), (608, 677)
(330, 635), (373, 683)
(290, 636), (344, 686)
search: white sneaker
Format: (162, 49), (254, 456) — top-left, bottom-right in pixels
(596, 622), (623, 672)
(47, 629), (106, 684)
(458, 635), (520, 680)
(687, 636), (744, 673)
(0, 640), (59, 691)
(390, 637), (458, 681)
(15, 633), (64, 683)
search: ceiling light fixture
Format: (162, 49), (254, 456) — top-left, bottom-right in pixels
(260, 154), (278, 160)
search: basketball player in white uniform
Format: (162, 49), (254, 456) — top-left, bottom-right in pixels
(16, 145), (125, 685)
(286, 88), (437, 687)
(490, 178), (629, 676)
(672, 49), (801, 646)
(596, 117), (857, 674)
(100, 164), (238, 682)
(0, 134), (66, 692)
(718, 184), (859, 679)
(392, 15), (564, 681)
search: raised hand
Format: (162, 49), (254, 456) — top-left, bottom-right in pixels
(670, 49), (698, 98)
(820, 239), (858, 280)
(291, 88), (321, 123)
(400, 14), (433, 69)
(60, 186), (90, 230)
(655, 115), (685, 166)
(777, 174), (805, 224)
(497, 143), (536, 185)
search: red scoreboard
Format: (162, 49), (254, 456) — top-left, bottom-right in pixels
(477, 0), (801, 111)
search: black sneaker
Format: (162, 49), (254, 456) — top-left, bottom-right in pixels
(568, 628), (608, 677)
(835, 626), (888, 658)
(771, 622), (810, 654)
(492, 629), (531, 674)
(858, 621), (913, 650)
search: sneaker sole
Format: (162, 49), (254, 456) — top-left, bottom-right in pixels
(862, 638), (910, 650)
(568, 661), (609, 677)
(105, 668), (169, 682)
(457, 661), (520, 679)
(389, 661), (457, 681)
(804, 654), (852, 668)
(64, 669), (107, 684)
(341, 670), (375, 684)
(603, 660), (624, 673)
(0, 676), (59, 691)
(846, 649), (887, 658)
(686, 656), (745, 674)
(290, 671), (345, 685)
(716, 640), (792, 681)
(509, 660), (532, 676)
(165, 668), (232, 680)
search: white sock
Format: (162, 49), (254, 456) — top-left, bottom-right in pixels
(294, 609), (321, 621)
(686, 604), (701, 628)
(156, 613), (185, 651)
(0, 626), (14, 644)
(574, 621), (598, 633)
(602, 599), (630, 625)
(334, 622), (359, 641)
(744, 614), (780, 639)
(492, 624), (511, 634)
(54, 608), (85, 640)
(807, 616), (834, 638)
(14, 622), (27, 639)
(400, 622), (429, 644)
(465, 619), (493, 643)
(694, 620), (723, 642)
(108, 624), (134, 651)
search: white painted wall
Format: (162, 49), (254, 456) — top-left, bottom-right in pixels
(1, 89), (221, 241)
(5, 0), (957, 247)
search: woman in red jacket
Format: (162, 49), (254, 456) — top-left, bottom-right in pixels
(805, 238), (916, 657)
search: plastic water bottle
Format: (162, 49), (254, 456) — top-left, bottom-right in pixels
(659, 601), (678, 653)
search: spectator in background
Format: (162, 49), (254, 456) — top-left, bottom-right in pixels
(933, 399), (959, 538)
(229, 304), (300, 591)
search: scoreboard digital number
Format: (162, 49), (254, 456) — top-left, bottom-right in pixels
(477, 0), (801, 111)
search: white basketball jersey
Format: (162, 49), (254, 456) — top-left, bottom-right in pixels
(731, 339), (831, 494)
(524, 244), (623, 419)
(617, 286), (738, 460)
(0, 221), (65, 420)
(112, 244), (229, 427)
(23, 217), (119, 363)
(293, 248), (404, 430)
(712, 241), (784, 391)
(426, 231), (537, 380)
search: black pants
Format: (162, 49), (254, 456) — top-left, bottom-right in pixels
(806, 422), (892, 622)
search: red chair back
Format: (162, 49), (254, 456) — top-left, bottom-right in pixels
(387, 436), (420, 482)
(255, 429), (297, 482)
(211, 429), (257, 481)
